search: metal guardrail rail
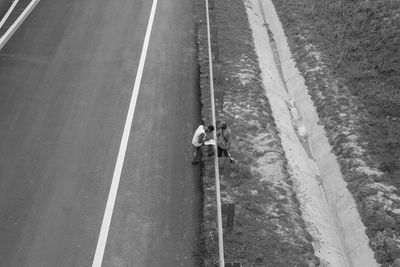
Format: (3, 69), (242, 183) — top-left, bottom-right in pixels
(204, 0), (225, 265)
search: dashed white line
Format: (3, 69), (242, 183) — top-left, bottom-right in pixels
(92, 0), (158, 266)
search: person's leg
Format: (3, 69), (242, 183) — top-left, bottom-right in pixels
(207, 144), (214, 156)
(217, 147), (222, 157)
(192, 146), (202, 164)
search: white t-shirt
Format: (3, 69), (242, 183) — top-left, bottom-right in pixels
(192, 125), (206, 147)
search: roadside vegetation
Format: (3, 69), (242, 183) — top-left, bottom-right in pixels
(278, 0), (400, 177)
(195, 0), (318, 266)
(271, 0), (400, 265)
(196, 0), (400, 265)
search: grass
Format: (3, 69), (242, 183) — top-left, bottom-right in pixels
(271, 0), (400, 265)
(297, 0), (400, 175)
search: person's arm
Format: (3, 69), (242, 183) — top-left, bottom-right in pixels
(225, 130), (231, 150)
(216, 130), (224, 148)
(197, 133), (206, 145)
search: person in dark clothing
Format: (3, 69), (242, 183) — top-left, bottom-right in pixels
(217, 122), (231, 157)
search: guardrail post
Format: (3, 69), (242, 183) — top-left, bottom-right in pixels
(211, 43), (220, 63)
(225, 263), (241, 267)
(211, 25), (218, 43)
(214, 89), (224, 112)
(222, 202), (235, 228)
(208, 0), (215, 10)
(209, 10), (217, 23)
(213, 63), (222, 83)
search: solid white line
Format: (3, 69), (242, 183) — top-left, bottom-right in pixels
(92, 0), (158, 266)
(0, 0), (40, 51)
(0, 0), (21, 30)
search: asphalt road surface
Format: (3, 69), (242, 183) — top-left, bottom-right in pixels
(0, 0), (12, 19)
(0, 0), (202, 266)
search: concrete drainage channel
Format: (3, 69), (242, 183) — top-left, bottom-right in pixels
(246, 0), (378, 266)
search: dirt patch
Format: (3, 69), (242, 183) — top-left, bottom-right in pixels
(194, 0), (318, 265)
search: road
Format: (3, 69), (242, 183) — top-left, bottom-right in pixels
(0, 0), (12, 18)
(0, 0), (202, 266)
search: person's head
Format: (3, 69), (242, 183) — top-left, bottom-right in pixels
(205, 125), (214, 132)
(220, 122), (228, 130)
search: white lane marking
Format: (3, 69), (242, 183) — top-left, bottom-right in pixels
(92, 0), (158, 266)
(0, 0), (40, 51)
(0, 0), (20, 29)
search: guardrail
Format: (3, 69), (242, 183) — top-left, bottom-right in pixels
(204, 0), (225, 265)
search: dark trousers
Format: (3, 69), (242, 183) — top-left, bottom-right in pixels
(192, 145), (203, 162)
(218, 147), (228, 157)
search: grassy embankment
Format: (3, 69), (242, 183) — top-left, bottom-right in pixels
(271, 0), (400, 265)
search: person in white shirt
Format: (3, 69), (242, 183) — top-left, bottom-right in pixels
(191, 124), (214, 164)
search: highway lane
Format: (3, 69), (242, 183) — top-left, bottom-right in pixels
(101, 1), (202, 266)
(0, 0), (12, 18)
(0, 0), (201, 266)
